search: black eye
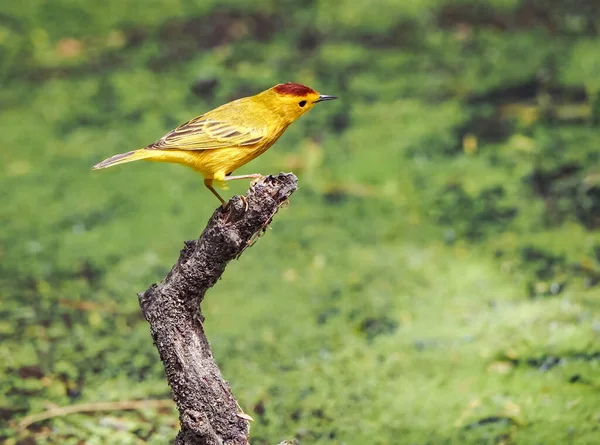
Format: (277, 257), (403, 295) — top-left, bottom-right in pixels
(298, 100), (307, 107)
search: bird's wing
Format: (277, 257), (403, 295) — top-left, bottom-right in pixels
(148, 116), (266, 151)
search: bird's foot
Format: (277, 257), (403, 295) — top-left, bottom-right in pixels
(239, 195), (249, 212)
(250, 174), (265, 187)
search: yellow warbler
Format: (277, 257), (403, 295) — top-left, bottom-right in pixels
(93, 83), (337, 206)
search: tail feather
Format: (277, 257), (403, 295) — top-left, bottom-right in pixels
(92, 149), (154, 170)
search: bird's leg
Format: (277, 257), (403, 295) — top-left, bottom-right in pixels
(220, 175), (264, 212)
(224, 173), (265, 186)
(204, 178), (226, 208)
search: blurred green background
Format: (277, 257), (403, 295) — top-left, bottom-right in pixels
(2, 0), (600, 443)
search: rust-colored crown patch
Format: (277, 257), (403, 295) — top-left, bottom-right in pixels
(273, 82), (316, 97)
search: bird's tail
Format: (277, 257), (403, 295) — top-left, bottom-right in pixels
(92, 149), (155, 170)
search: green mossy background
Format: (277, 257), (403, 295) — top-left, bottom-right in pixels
(2, 0), (600, 443)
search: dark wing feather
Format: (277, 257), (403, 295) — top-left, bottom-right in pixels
(148, 116), (266, 151)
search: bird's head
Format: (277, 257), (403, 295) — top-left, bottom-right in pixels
(261, 82), (337, 123)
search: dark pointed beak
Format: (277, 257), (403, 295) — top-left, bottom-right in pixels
(315, 94), (337, 103)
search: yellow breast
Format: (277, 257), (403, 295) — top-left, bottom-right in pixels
(144, 139), (276, 180)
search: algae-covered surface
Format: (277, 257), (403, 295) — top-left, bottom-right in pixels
(1, 1), (600, 443)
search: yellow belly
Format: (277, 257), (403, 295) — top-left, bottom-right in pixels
(144, 144), (271, 181)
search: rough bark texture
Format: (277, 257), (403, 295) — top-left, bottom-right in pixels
(138, 173), (298, 445)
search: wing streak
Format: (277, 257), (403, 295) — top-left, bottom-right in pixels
(148, 117), (265, 151)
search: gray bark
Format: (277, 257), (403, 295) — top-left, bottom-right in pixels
(138, 173), (298, 445)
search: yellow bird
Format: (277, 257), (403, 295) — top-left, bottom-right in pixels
(93, 83), (337, 206)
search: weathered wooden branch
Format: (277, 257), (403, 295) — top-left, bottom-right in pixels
(138, 173), (298, 445)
